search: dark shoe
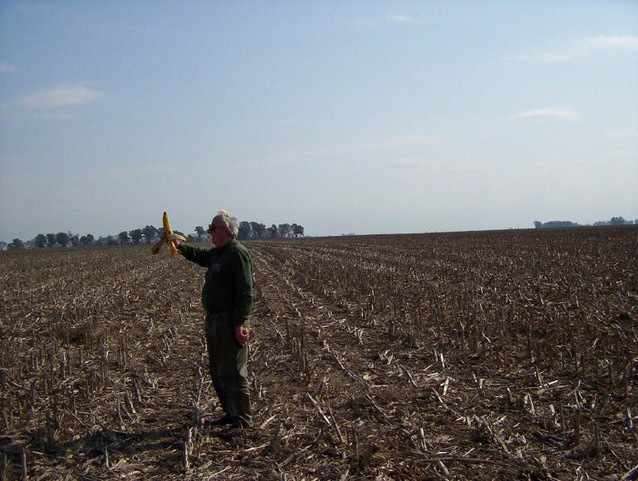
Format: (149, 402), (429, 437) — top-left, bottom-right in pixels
(229, 418), (252, 429)
(210, 414), (235, 426)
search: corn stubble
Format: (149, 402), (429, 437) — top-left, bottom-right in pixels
(0, 227), (636, 480)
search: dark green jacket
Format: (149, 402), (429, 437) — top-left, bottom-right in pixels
(178, 239), (253, 327)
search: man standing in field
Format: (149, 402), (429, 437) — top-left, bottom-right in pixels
(172, 210), (253, 429)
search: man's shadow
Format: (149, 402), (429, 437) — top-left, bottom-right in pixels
(1, 425), (185, 475)
(2, 418), (246, 470)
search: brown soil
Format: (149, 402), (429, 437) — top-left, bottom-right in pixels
(1, 227), (636, 480)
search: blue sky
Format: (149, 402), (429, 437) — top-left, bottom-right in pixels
(1, 0), (636, 241)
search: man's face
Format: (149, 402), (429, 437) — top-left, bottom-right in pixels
(208, 216), (232, 247)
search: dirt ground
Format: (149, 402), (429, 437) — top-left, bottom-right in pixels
(1, 227), (636, 480)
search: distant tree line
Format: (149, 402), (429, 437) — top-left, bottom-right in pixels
(1, 220), (304, 250)
(237, 221), (304, 240)
(534, 216), (636, 229)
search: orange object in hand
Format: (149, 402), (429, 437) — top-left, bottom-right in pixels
(235, 326), (250, 347)
(163, 212), (178, 257)
(151, 212), (186, 256)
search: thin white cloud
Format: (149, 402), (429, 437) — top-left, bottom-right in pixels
(388, 15), (412, 23)
(505, 52), (577, 64)
(260, 136), (444, 166)
(387, 15), (430, 26)
(512, 107), (579, 120)
(0, 62), (16, 72)
(384, 157), (427, 169)
(601, 132), (636, 140)
(508, 35), (638, 64)
(584, 35), (638, 52)
(18, 85), (105, 109)
(336, 136), (443, 153)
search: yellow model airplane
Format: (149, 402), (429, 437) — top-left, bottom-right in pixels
(151, 212), (187, 257)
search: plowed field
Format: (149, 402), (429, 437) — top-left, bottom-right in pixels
(1, 227), (636, 480)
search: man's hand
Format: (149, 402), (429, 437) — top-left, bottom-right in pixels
(166, 233), (183, 247)
(150, 227), (186, 256)
(234, 326), (250, 347)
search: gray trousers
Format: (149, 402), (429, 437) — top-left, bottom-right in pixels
(204, 312), (252, 426)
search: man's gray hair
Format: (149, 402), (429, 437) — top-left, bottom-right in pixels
(215, 210), (239, 237)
